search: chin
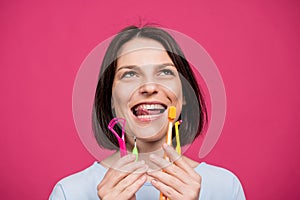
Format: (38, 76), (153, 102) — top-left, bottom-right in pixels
(127, 120), (168, 141)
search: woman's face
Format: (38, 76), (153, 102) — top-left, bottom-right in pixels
(112, 38), (183, 141)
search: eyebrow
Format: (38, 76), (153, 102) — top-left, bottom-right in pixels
(117, 63), (175, 72)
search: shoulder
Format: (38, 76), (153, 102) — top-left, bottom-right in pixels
(49, 162), (107, 200)
(195, 162), (246, 200)
(58, 162), (107, 186)
(196, 162), (239, 180)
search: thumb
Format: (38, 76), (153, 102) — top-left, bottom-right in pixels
(129, 195), (136, 200)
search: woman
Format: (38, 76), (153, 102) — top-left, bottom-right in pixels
(50, 26), (246, 200)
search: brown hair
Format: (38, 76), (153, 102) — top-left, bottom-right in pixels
(92, 25), (207, 150)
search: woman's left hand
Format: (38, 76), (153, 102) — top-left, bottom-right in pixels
(147, 143), (202, 200)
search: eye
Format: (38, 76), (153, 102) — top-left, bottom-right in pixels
(158, 69), (175, 76)
(121, 71), (138, 79)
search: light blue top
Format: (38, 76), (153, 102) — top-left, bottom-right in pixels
(49, 162), (246, 200)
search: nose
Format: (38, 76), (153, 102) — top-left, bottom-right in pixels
(138, 82), (159, 95)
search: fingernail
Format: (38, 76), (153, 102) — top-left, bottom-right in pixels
(143, 164), (149, 170)
(151, 179), (158, 185)
(149, 154), (157, 160)
(147, 169), (156, 174)
(139, 175), (146, 182)
(139, 160), (145, 164)
(163, 143), (168, 149)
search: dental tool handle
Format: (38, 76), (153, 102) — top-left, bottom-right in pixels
(162, 121), (173, 163)
(159, 123), (172, 200)
(166, 122), (173, 146)
(132, 146), (138, 161)
(160, 193), (169, 200)
(160, 106), (176, 200)
(119, 141), (127, 157)
(166, 106), (176, 147)
(132, 136), (138, 161)
(108, 118), (127, 158)
(175, 120), (182, 155)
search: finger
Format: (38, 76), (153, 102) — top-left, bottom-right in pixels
(117, 164), (148, 190)
(98, 174), (145, 200)
(151, 179), (181, 200)
(111, 154), (137, 169)
(113, 167), (148, 199)
(147, 169), (183, 193)
(118, 175), (147, 199)
(103, 160), (147, 189)
(162, 143), (181, 163)
(98, 160), (145, 189)
(119, 160), (147, 173)
(149, 154), (190, 184)
(148, 153), (172, 170)
(162, 143), (200, 180)
(150, 172), (201, 200)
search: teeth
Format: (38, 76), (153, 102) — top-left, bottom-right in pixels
(137, 114), (161, 119)
(135, 104), (165, 111)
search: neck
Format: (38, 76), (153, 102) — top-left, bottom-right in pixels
(100, 136), (200, 171)
(125, 136), (166, 170)
(126, 135), (166, 154)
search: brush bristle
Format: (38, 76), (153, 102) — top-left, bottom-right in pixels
(168, 106), (176, 120)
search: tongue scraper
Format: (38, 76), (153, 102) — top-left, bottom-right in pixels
(108, 118), (127, 157)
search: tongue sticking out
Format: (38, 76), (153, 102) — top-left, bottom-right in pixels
(136, 108), (150, 116)
(133, 104), (166, 117)
(135, 108), (162, 116)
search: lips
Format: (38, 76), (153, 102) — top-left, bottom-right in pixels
(131, 103), (167, 120)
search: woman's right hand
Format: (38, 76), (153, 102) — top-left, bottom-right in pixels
(97, 154), (148, 200)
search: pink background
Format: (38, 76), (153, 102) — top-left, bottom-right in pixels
(1, 0), (299, 199)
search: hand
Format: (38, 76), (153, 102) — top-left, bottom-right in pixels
(147, 143), (202, 200)
(97, 154), (148, 200)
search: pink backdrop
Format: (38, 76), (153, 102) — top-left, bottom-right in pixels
(1, 0), (299, 199)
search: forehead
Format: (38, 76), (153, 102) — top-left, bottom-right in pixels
(117, 38), (173, 67)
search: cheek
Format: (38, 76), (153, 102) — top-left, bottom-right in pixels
(169, 80), (184, 117)
(165, 79), (183, 102)
(112, 83), (137, 108)
(111, 91), (126, 118)
(112, 89), (124, 110)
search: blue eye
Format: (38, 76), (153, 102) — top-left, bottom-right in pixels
(159, 69), (175, 76)
(121, 71), (138, 79)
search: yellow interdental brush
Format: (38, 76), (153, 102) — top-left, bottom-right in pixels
(175, 120), (182, 155)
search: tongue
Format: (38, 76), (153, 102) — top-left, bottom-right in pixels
(136, 108), (149, 116)
(136, 108), (161, 116)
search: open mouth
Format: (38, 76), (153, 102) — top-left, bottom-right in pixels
(131, 103), (167, 120)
